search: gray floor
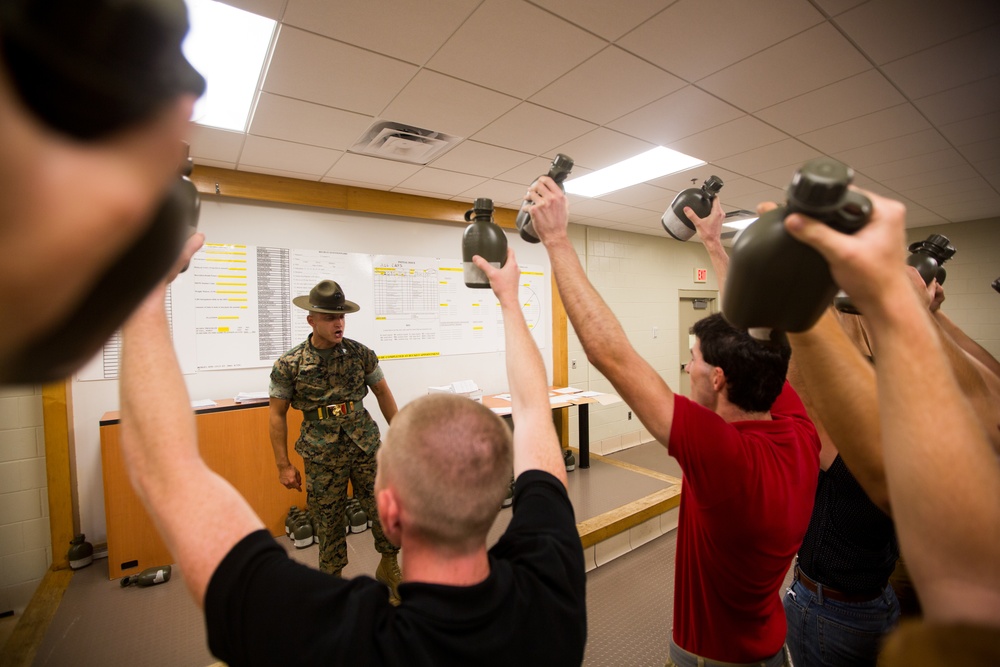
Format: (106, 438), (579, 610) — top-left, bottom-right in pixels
(31, 442), (688, 666)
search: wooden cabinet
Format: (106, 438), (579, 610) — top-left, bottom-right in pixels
(100, 400), (307, 579)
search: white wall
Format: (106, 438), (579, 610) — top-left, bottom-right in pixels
(69, 197), (553, 546)
(563, 224), (721, 455)
(906, 217), (1000, 360)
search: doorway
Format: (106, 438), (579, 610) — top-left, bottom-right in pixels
(677, 291), (718, 397)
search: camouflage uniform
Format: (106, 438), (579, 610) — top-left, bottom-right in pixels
(270, 334), (398, 574)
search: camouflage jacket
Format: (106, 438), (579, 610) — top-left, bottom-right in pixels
(269, 335), (385, 461)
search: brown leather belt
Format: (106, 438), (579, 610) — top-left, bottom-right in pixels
(795, 566), (884, 603)
(302, 401), (355, 420)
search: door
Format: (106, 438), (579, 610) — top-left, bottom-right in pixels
(677, 292), (718, 397)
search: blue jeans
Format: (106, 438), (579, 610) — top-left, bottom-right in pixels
(783, 577), (899, 667)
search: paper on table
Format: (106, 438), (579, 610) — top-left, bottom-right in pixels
(493, 393), (512, 401)
(553, 387), (583, 394)
(234, 391), (270, 403)
(549, 396), (572, 405)
(577, 391), (602, 397)
(191, 399), (217, 408)
(595, 393), (623, 406)
(490, 406), (512, 416)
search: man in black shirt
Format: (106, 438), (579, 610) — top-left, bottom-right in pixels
(118, 243), (587, 666)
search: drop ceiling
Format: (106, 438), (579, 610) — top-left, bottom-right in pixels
(192, 0), (1000, 236)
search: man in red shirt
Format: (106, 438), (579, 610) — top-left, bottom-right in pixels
(528, 178), (820, 665)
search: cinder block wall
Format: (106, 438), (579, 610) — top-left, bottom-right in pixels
(0, 385), (51, 616)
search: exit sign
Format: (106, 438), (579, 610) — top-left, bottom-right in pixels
(695, 267), (708, 283)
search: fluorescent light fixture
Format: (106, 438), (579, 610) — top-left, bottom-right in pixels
(183, 0), (277, 132)
(564, 146), (705, 198)
(723, 215), (758, 230)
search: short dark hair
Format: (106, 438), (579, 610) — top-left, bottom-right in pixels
(691, 313), (790, 413)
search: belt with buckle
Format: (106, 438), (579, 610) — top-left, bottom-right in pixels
(795, 566), (884, 603)
(302, 401), (355, 420)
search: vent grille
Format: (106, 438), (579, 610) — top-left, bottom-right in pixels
(349, 121), (461, 165)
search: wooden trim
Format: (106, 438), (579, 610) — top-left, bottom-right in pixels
(1, 567), (73, 666)
(41, 382), (74, 571)
(551, 274), (569, 448)
(572, 450), (682, 549)
(578, 485), (682, 549)
(189, 166), (520, 229)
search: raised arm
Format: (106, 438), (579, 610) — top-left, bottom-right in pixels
(785, 190), (1000, 626)
(529, 176), (677, 444)
(120, 235), (264, 607)
(473, 249), (565, 485)
(787, 309), (887, 511)
(689, 197), (729, 293)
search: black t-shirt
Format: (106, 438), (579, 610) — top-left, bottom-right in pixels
(797, 455), (899, 593)
(205, 470), (587, 666)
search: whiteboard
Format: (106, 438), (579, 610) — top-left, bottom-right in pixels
(70, 196), (553, 544)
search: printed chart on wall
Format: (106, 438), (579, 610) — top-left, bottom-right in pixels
(76, 272), (198, 381)
(374, 255), (548, 359)
(78, 242), (547, 378)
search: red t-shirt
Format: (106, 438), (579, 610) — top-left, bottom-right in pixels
(668, 382), (819, 661)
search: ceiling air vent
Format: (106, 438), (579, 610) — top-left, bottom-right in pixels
(349, 121), (461, 165)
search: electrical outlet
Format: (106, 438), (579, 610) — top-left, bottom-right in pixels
(652, 327), (658, 339)
(627, 410), (632, 420)
(571, 359), (577, 369)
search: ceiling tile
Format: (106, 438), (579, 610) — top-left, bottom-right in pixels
(607, 86), (743, 145)
(457, 179), (533, 207)
(529, 0), (666, 41)
(698, 23), (872, 112)
(530, 46), (685, 125)
(715, 139), (823, 177)
(881, 23), (1000, 100)
(862, 148), (969, 181)
(497, 156), (571, 186)
(798, 104), (931, 154)
(263, 27), (418, 115)
(756, 70), (905, 136)
(810, 0), (867, 16)
(190, 125), (246, 163)
(282, 0), (480, 64)
(426, 0), (605, 99)
(238, 135), (343, 176)
(835, 0), (998, 64)
(617, 0), (824, 81)
(667, 115), (787, 163)
(597, 183), (674, 208)
(218, 0), (286, 20)
(568, 198), (628, 218)
(472, 103), (597, 155)
(902, 207), (950, 227)
(752, 164), (813, 189)
(959, 136), (1000, 164)
(913, 74), (1000, 126)
(724, 186), (787, 212)
(596, 205), (659, 225)
(835, 128), (951, 169)
(882, 163), (980, 192)
(647, 166), (740, 192)
(248, 93), (374, 150)
(395, 167), (489, 197)
(323, 153), (422, 188)
(429, 141), (535, 178)
(380, 70), (521, 138)
(710, 175), (780, 199)
(938, 110), (1000, 147)
(550, 128), (655, 171)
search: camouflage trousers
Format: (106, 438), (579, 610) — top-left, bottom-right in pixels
(304, 447), (398, 575)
